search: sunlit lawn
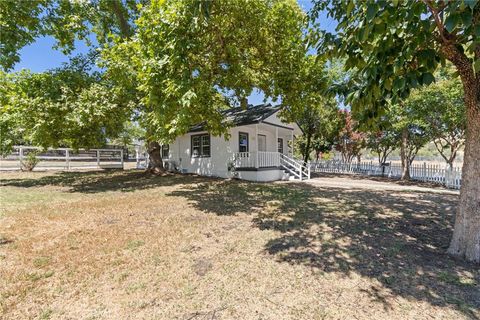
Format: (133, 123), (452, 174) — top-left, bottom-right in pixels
(0, 170), (478, 319)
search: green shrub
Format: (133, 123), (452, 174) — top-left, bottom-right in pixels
(21, 150), (41, 171)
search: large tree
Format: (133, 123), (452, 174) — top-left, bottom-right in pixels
(101, 0), (306, 170)
(1, 0), (306, 173)
(312, 0), (480, 262)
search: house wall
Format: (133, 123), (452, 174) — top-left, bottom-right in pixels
(237, 169), (284, 182)
(164, 121), (297, 179)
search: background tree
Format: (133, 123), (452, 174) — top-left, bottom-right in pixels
(311, 0), (480, 263)
(0, 57), (132, 154)
(366, 128), (398, 166)
(293, 102), (339, 164)
(334, 111), (366, 163)
(279, 56), (339, 164)
(388, 102), (430, 180)
(407, 68), (466, 169)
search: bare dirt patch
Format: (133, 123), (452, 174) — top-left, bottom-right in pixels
(0, 170), (478, 319)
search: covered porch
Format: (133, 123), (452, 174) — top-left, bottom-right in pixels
(233, 122), (296, 168)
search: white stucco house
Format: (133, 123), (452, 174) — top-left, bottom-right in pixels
(141, 104), (310, 181)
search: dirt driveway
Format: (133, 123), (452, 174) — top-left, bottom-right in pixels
(306, 173), (460, 195)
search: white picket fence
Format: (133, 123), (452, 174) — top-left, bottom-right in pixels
(310, 160), (462, 189)
(0, 146), (124, 171)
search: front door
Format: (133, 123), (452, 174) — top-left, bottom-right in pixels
(258, 134), (267, 152)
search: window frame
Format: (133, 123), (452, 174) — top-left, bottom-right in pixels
(238, 132), (249, 153)
(191, 133), (211, 158)
(277, 138), (284, 154)
(161, 144), (169, 158)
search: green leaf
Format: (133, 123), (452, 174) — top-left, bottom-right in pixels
(393, 77), (405, 92)
(422, 72), (435, 85)
(346, 1), (355, 16)
(461, 10), (472, 27)
(464, 0), (478, 10)
(366, 4), (377, 21)
(444, 14), (459, 33)
(473, 59), (480, 74)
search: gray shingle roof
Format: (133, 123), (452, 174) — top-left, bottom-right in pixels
(189, 103), (281, 132)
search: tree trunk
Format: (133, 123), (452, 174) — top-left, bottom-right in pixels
(447, 84), (480, 263)
(147, 141), (164, 173)
(303, 132), (312, 165)
(400, 127), (410, 180)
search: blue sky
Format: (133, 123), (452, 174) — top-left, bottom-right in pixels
(12, 0), (337, 105)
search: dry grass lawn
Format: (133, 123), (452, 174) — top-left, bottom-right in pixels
(0, 170), (478, 320)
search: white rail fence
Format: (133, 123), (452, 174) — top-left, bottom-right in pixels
(310, 160), (462, 189)
(0, 146), (124, 171)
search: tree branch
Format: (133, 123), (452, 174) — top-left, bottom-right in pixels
(422, 0), (449, 43)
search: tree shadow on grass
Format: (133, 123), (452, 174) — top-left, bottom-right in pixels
(169, 179), (479, 318)
(0, 170), (216, 194)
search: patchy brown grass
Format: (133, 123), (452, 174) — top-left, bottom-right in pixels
(0, 170), (478, 320)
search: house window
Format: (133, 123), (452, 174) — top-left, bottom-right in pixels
(258, 134), (267, 152)
(191, 134), (211, 157)
(161, 144), (169, 158)
(277, 138), (284, 154)
(239, 132), (249, 152)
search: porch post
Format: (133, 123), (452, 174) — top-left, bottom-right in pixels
(275, 127), (278, 150)
(291, 130), (294, 157)
(255, 124), (259, 168)
(275, 127), (279, 166)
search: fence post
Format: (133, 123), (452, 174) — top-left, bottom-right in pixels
(135, 147), (140, 169)
(96, 150), (100, 168)
(66, 149), (70, 170)
(120, 149), (124, 169)
(422, 162), (427, 182)
(18, 146), (24, 170)
(307, 161), (311, 180)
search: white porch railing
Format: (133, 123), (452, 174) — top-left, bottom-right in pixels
(280, 153), (310, 181)
(233, 151), (280, 168)
(258, 151), (281, 167)
(232, 151), (310, 180)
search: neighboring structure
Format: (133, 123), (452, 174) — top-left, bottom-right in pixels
(157, 103), (309, 181)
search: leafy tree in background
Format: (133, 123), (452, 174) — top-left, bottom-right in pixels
(334, 110), (366, 163)
(280, 56), (340, 164)
(365, 126), (398, 166)
(0, 56), (132, 154)
(391, 103), (430, 180)
(311, 0), (480, 262)
(407, 68), (466, 169)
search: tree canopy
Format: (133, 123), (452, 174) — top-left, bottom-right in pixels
(311, 0), (480, 263)
(102, 0), (306, 144)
